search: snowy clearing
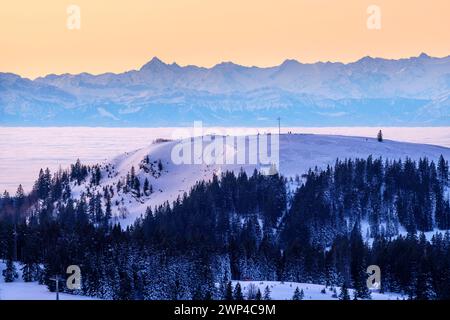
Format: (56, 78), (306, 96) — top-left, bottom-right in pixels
(232, 281), (405, 300)
(0, 262), (96, 300)
(1, 127), (449, 194)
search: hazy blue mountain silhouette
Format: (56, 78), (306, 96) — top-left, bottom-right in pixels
(1, 54), (449, 126)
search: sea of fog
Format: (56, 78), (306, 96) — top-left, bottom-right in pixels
(1, 127), (449, 194)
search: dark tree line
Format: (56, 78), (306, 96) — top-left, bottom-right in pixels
(0, 155), (449, 300)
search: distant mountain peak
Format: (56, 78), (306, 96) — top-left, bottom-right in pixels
(280, 59), (301, 67)
(2, 54), (450, 127)
(357, 56), (377, 63)
(212, 61), (242, 69)
(149, 56), (164, 64)
(140, 56), (168, 71)
(418, 52), (431, 59)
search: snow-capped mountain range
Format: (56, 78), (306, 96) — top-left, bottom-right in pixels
(69, 133), (450, 226)
(1, 54), (449, 126)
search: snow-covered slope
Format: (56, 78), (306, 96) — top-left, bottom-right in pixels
(0, 260), (402, 300)
(70, 134), (450, 226)
(232, 281), (404, 300)
(0, 262), (96, 300)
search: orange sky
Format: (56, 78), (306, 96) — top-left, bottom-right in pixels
(1, 0), (449, 79)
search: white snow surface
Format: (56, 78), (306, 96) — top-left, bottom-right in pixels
(2, 127), (450, 194)
(70, 133), (450, 227)
(0, 262), (96, 300)
(232, 281), (404, 300)
(0, 262), (403, 300)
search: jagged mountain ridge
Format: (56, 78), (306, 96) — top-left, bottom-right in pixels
(1, 54), (450, 125)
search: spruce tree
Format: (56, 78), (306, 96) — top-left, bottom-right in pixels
(263, 285), (271, 300)
(255, 288), (262, 300)
(144, 178), (150, 195)
(339, 282), (351, 300)
(350, 222), (371, 299)
(233, 283), (244, 300)
(104, 195), (112, 226)
(158, 160), (163, 172)
(415, 259), (435, 300)
(15, 184), (25, 209)
(21, 263), (36, 282)
(133, 177), (141, 196)
(437, 155), (448, 185)
(292, 287), (304, 300)
(225, 281), (233, 300)
(3, 259), (18, 282)
(377, 130), (383, 142)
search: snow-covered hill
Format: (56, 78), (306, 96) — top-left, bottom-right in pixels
(70, 133), (450, 226)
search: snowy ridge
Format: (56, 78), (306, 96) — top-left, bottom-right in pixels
(70, 134), (450, 226)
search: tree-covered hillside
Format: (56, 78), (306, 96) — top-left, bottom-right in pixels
(0, 155), (449, 299)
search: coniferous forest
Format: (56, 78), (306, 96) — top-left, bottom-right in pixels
(0, 155), (449, 300)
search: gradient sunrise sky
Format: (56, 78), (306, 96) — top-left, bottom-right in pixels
(1, 0), (449, 79)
